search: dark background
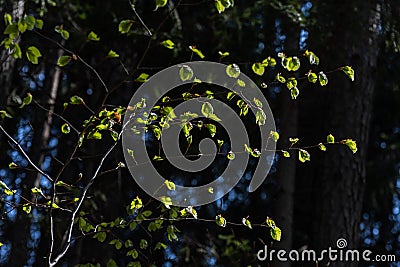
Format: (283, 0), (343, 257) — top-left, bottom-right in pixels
(0, 0), (399, 266)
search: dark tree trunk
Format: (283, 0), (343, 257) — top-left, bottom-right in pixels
(297, 1), (381, 266)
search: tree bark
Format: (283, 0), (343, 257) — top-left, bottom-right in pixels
(298, 1), (381, 266)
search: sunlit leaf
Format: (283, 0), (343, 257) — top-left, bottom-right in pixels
(61, 123), (70, 134)
(341, 139), (357, 154)
(26, 46), (42, 64)
(226, 64), (240, 78)
(87, 31), (100, 41)
(215, 214), (226, 227)
(161, 39), (174, 49)
(341, 66), (355, 81)
(57, 55), (72, 67)
(298, 149), (310, 163)
(119, 20), (133, 34)
(179, 65), (194, 81)
(189, 46), (205, 59)
(327, 134), (335, 143)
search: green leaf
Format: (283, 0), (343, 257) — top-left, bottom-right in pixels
(129, 222), (137, 231)
(110, 130), (118, 141)
(130, 196), (143, 210)
(155, 242), (167, 250)
(189, 46), (205, 59)
(135, 73), (149, 82)
(236, 79), (246, 87)
(26, 46), (42, 64)
(161, 39), (175, 49)
(298, 149), (311, 163)
(289, 138), (299, 144)
(318, 71), (328, 86)
(270, 226), (282, 241)
(87, 31), (100, 41)
(318, 143), (327, 151)
(244, 144), (252, 154)
(61, 123), (71, 134)
(286, 77), (297, 89)
(282, 150), (290, 158)
(215, 214), (226, 227)
(0, 180), (10, 190)
(341, 66), (355, 81)
(57, 55), (72, 67)
(255, 109), (266, 125)
(290, 87), (300, 99)
(31, 187), (43, 194)
(215, 0), (225, 13)
(161, 106), (177, 119)
(327, 134), (335, 143)
(160, 196), (173, 209)
(0, 110), (12, 119)
(179, 65), (194, 81)
(4, 189), (15, 196)
(140, 239), (148, 249)
(119, 20), (134, 34)
(4, 24), (19, 38)
(55, 26), (69, 40)
(4, 13), (12, 26)
(266, 216), (276, 228)
(165, 180), (176, 191)
(304, 50), (319, 65)
(8, 162), (18, 169)
(252, 63), (265, 76)
(70, 96), (84, 105)
(35, 19), (43, 29)
(205, 123), (217, 137)
(107, 50), (119, 58)
(286, 56), (300, 71)
(127, 249), (139, 259)
(253, 98), (263, 107)
(107, 259), (117, 267)
(269, 131), (279, 142)
(276, 73), (286, 83)
(94, 231), (106, 242)
(218, 51), (230, 58)
(12, 43), (22, 59)
(342, 139), (357, 154)
(88, 130), (102, 140)
(151, 125), (162, 140)
(23, 204), (31, 214)
(201, 102), (214, 117)
(226, 64), (240, 78)
(156, 0), (168, 9)
(20, 93), (32, 108)
(227, 92), (236, 101)
(18, 19), (27, 33)
(307, 72), (318, 83)
(242, 217), (252, 229)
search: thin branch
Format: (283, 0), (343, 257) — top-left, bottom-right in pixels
(129, 0), (152, 36)
(0, 125), (53, 183)
(33, 30), (109, 93)
(49, 134), (122, 266)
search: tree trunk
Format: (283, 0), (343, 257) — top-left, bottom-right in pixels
(298, 1), (381, 266)
(272, 19), (300, 267)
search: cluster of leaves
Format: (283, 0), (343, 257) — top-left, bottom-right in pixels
(69, 194), (281, 266)
(251, 50), (354, 99)
(2, 13), (43, 63)
(0, 1), (359, 265)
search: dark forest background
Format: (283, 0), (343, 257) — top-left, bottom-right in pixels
(0, 0), (399, 266)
